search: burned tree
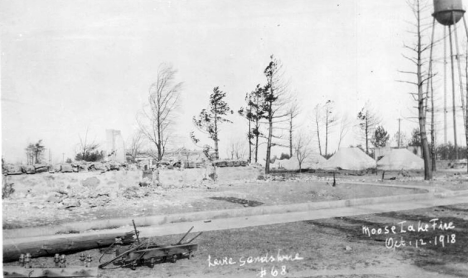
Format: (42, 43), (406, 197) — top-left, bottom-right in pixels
(226, 140), (247, 160)
(127, 131), (146, 163)
(138, 64), (183, 162)
(371, 126), (390, 148)
(400, 0), (433, 179)
(312, 104), (323, 156)
(193, 87), (232, 160)
(76, 128), (100, 162)
(357, 102), (381, 155)
(262, 55), (291, 174)
(287, 98), (301, 158)
(312, 100), (336, 156)
(294, 132), (312, 171)
(337, 113), (352, 150)
(25, 140), (45, 164)
(239, 85), (266, 163)
(323, 100), (337, 156)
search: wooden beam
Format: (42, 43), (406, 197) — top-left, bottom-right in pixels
(3, 267), (98, 277)
(3, 232), (135, 263)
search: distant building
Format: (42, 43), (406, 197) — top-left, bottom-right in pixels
(134, 154), (156, 170)
(133, 148), (206, 170)
(106, 129), (126, 163)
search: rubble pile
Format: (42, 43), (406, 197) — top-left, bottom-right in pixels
(3, 161), (127, 176)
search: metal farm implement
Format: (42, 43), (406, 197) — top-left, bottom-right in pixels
(98, 222), (202, 270)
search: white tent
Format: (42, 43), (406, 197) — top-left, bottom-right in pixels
(302, 153), (327, 169)
(271, 153), (326, 170)
(321, 147), (376, 170)
(275, 157), (299, 170)
(377, 148), (424, 170)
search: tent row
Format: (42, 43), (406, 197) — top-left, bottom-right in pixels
(271, 148), (424, 171)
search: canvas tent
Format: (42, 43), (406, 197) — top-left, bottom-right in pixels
(271, 153), (326, 170)
(321, 147), (376, 170)
(377, 148), (424, 170)
(302, 153), (327, 169)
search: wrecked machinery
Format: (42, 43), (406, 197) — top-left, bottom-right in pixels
(98, 221), (202, 270)
(4, 220), (202, 276)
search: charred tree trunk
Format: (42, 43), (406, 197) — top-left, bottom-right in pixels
(315, 119), (322, 156)
(265, 102), (273, 174)
(431, 83), (437, 171)
(325, 111), (329, 156)
(248, 117), (252, 163)
(289, 114), (293, 157)
(255, 132), (259, 163)
(365, 118), (369, 154)
(417, 2), (432, 180)
(213, 105), (219, 160)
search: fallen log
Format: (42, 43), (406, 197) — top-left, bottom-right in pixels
(3, 232), (135, 263)
(3, 267), (98, 277)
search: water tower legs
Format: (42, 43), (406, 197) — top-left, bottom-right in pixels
(448, 24), (459, 160)
(429, 10), (468, 160)
(452, 12), (467, 125)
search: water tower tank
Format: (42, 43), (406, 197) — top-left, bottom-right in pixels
(433, 0), (465, 25)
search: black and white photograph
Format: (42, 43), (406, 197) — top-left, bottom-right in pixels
(1, 0), (468, 277)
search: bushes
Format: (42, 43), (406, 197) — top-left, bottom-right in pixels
(436, 143), (467, 160)
(2, 176), (14, 199)
(75, 150), (104, 162)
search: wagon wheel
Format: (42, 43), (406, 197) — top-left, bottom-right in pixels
(170, 254), (178, 263)
(149, 258), (156, 268)
(185, 251), (193, 259)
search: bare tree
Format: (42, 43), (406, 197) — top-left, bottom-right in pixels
(262, 55), (291, 174)
(127, 131), (146, 163)
(357, 101), (382, 154)
(400, 0), (432, 179)
(287, 97), (301, 157)
(392, 131), (409, 148)
(294, 132), (312, 171)
(138, 64), (182, 163)
(76, 127), (100, 161)
(226, 140), (247, 160)
(311, 100), (336, 156)
(312, 104), (323, 155)
(337, 113), (352, 149)
(323, 100), (337, 156)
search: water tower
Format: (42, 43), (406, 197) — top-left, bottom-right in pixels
(433, 0), (464, 25)
(427, 0), (468, 160)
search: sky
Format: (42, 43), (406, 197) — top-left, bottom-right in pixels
(2, 0), (468, 163)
